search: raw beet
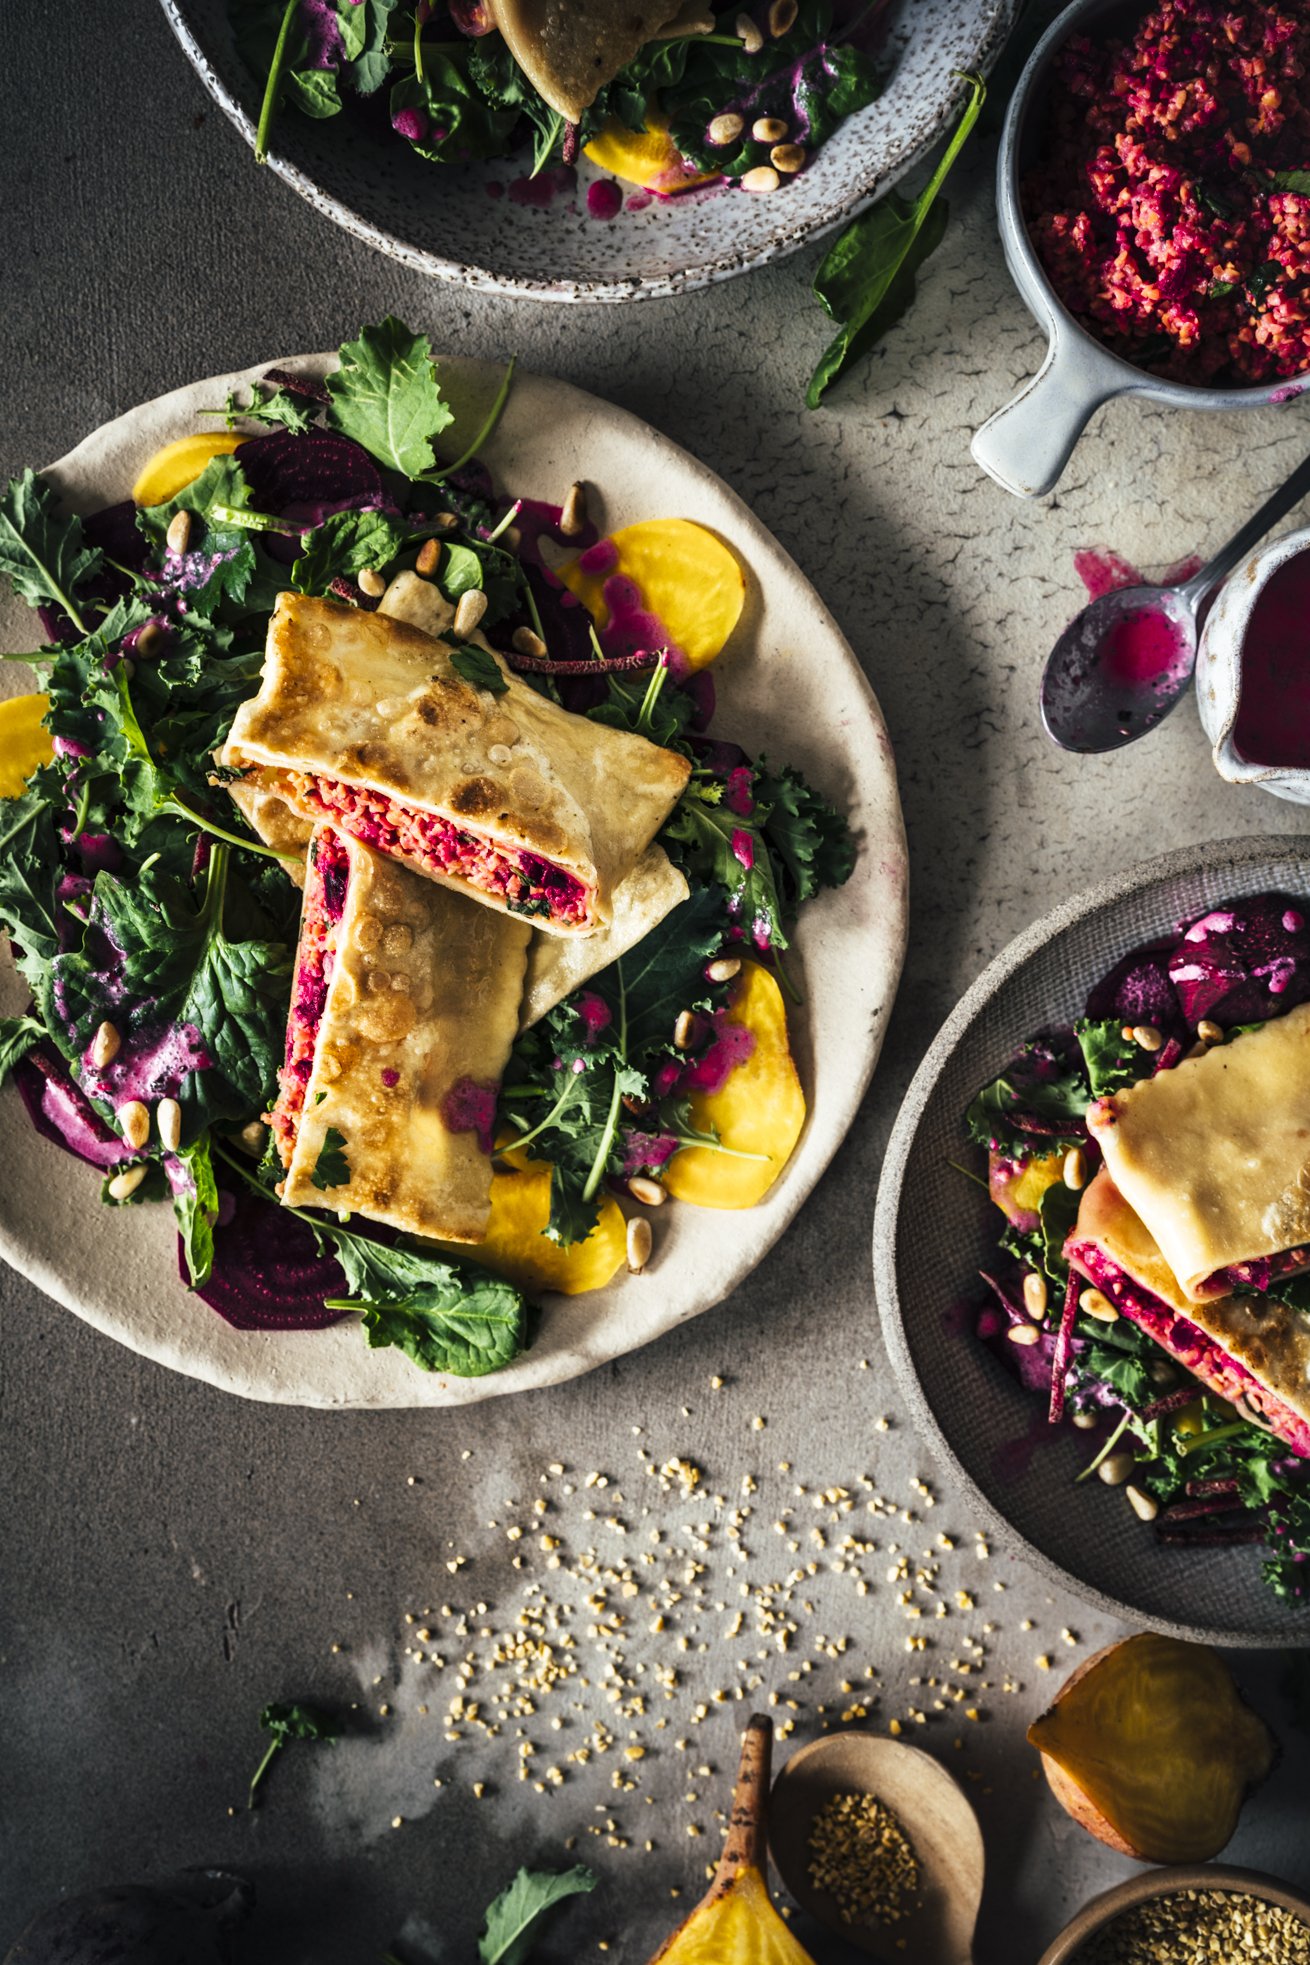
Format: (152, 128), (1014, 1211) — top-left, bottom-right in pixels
(14, 1044), (126, 1169)
(3, 1868), (252, 1965)
(189, 1181), (348, 1330)
(1167, 894), (1310, 1025)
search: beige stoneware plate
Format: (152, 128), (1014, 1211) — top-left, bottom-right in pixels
(0, 353), (907, 1407)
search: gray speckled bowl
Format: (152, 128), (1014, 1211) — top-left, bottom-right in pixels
(873, 835), (1310, 1647)
(160, 0), (1017, 301)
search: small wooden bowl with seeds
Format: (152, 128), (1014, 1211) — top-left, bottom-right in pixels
(1037, 1865), (1310, 1965)
(768, 1733), (984, 1962)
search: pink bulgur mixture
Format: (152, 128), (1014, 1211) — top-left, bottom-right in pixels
(1025, 0), (1310, 385)
(272, 828), (350, 1168)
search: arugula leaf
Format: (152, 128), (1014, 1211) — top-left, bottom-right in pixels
(0, 1012), (45, 1088)
(290, 507), (406, 594)
(310, 1125), (350, 1190)
(1075, 1017), (1152, 1098)
(0, 469), (103, 634)
(325, 318), (454, 479)
(172, 1135), (220, 1287)
(449, 644), (509, 695)
(478, 1866), (597, 1965)
(249, 1699), (342, 1807)
(807, 74), (986, 407)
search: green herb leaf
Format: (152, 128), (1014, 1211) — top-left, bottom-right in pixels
(0, 469), (103, 634)
(291, 508), (407, 594)
(173, 1135), (220, 1287)
(478, 1866), (597, 1965)
(249, 1698), (342, 1807)
(1038, 1178), (1080, 1286)
(806, 74), (986, 407)
(1271, 169), (1310, 196)
(964, 1040), (1089, 1156)
(450, 644), (509, 695)
(204, 383), (320, 436)
(311, 1125), (351, 1190)
(0, 1011), (44, 1088)
(286, 66), (343, 116)
(325, 318), (454, 479)
(1075, 1017), (1152, 1098)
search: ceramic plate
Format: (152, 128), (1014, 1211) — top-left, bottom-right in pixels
(873, 836), (1310, 1646)
(159, 0), (1018, 301)
(0, 352), (907, 1407)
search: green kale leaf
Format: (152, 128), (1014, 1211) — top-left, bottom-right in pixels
(325, 318), (454, 479)
(0, 469), (103, 633)
(478, 1866), (598, 1965)
(310, 1125), (350, 1190)
(1075, 1017), (1152, 1097)
(248, 1699), (342, 1808)
(964, 1040), (1089, 1156)
(290, 507), (407, 594)
(449, 643), (509, 695)
(0, 1011), (45, 1088)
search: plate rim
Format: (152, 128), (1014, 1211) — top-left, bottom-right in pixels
(872, 832), (1310, 1648)
(157, 0), (1020, 302)
(0, 349), (908, 1408)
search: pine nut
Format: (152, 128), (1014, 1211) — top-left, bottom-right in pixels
(239, 1120), (267, 1156)
(1023, 1270), (1048, 1320)
(735, 11), (764, 52)
(1063, 1146), (1087, 1190)
(708, 112), (745, 147)
(673, 1010), (696, 1050)
(118, 1100), (150, 1151)
(1071, 1409), (1099, 1430)
(157, 1097), (182, 1153)
(770, 142), (806, 174)
(91, 1020), (121, 1070)
(741, 166), (781, 194)
(707, 956), (741, 983)
(453, 589), (488, 637)
(108, 1164), (148, 1202)
(415, 537), (442, 577)
(135, 621), (164, 659)
(513, 627), (547, 657)
(1079, 1287), (1119, 1323)
(1119, 1024), (1135, 1042)
(1098, 1450), (1136, 1485)
(1197, 1018), (1223, 1044)
(1125, 1483), (1158, 1522)
(165, 509), (192, 556)
(752, 116), (787, 143)
(628, 1177), (667, 1207)
(768, 0), (798, 32)
(627, 1216), (653, 1273)
(358, 566), (387, 598)
(560, 482), (588, 537)
(1149, 1358), (1176, 1387)
(1007, 1323), (1041, 1347)
(1133, 1024), (1163, 1052)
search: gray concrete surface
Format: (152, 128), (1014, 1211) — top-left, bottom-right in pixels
(2, 5), (1309, 1961)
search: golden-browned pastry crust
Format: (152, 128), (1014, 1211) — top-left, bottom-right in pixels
(489, 0), (688, 123)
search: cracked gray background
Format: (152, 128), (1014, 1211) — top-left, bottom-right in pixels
(2, 4), (1309, 1961)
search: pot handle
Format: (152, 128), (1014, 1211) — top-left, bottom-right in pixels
(971, 336), (1119, 498)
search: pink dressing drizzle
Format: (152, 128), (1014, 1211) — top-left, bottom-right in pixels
(587, 179), (623, 221)
(508, 166), (576, 209)
(681, 1018), (756, 1095)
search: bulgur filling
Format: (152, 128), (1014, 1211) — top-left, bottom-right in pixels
(279, 770), (593, 928)
(1026, 0), (1310, 385)
(271, 828), (351, 1169)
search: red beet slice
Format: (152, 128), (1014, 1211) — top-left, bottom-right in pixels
(189, 1181), (349, 1331)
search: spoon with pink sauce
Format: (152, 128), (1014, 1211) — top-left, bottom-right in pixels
(1040, 449), (1310, 753)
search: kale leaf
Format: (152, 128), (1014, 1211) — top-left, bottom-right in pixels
(0, 1011), (44, 1088)
(0, 469), (103, 633)
(325, 318), (454, 478)
(248, 1699), (342, 1808)
(964, 1039), (1089, 1156)
(1075, 1017), (1152, 1098)
(450, 643), (509, 695)
(290, 507), (407, 594)
(478, 1866), (598, 1965)
(310, 1125), (350, 1190)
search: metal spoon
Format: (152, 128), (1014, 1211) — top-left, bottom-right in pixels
(1041, 449), (1310, 753)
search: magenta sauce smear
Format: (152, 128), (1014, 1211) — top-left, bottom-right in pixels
(1231, 547), (1310, 767)
(1073, 546), (1200, 696)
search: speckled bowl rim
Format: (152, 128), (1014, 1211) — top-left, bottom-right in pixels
(872, 833), (1310, 1649)
(1035, 1863), (1310, 1965)
(159, 0), (1020, 302)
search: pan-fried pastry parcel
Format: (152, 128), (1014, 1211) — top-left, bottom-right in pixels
(489, 0), (690, 125)
(272, 826), (530, 1242)
(1087, 1003), (1310, 1300)
(221, 593), (690, 938)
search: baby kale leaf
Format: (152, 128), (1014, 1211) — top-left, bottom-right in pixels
(478, 1866), (598, 1965)
(325, 317), (454, 480)
(0, 1012), (44, 1088)
(1075, 1017), (1153, 1098)
(964, 1038), (1089, 1156)
(322, 1229), (532, 1377)
(310, 1125), (350, 1190)
(0, 469), (104, 634)
(248, 1699), (342, 1807)
(755, 759), (856, 904)
(290, 507), (407, 594)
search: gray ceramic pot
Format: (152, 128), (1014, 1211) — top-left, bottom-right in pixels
(971, 0), (1310, 499)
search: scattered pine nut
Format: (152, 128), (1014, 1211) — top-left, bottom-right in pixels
(118, 1100), (150, 1151)
(1079, 1287), (1119, 1323)
(768, 0), (798, 32)
(108, 1165), (148, 1202)
(91, 1020), (121, 1070)
(358, 566), (386, 598)
(1071, 1409), (1099, 1430)
(1197, 1018), (1223, 1044)
(1098, 1450), (1136, 1486)
(157, 1097), (182, 1153)
(1063, 1146), (1086, 1190)
(735, 11), (764, 52)
(752, 116), (788, 143)
(432, 511), (459, 532)
(1148, 1358), (1176, 1387)
(673, 1010), (696, 1050)
(771, 143), (806, 173)
(1119, 1023), (1135, 1041)
(1007, 1323), (1041, 1348)
(415, 537), (442, 577)
(1125, 1484), (1158, 1522)
(1022, 1271), (1048, 1320)
(628, 1176), (666, 1207)
(707, 956), (741, 983)
(135, 622), (164, 659)
(708, 112), (745, 147)
(1133, 1023), (1163, 1052)
(741, 165), (781, 194)
(513, 627), (547, 658)
(165, 509), (192, 556)
(238, 1120), (267, 1156)
(560, 482), (588, 537)
(454, 589), (488, 637)
(627, 1216), (653, 1274)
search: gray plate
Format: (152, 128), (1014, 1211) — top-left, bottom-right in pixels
(873, 835), (1310, 1647)
(160, 0), (1017, 301)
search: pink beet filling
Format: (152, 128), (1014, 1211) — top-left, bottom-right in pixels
(286, 773), (593, 927)
(441, 1076), (499, 1155)
(1068, 1241), (1310, 1458)
(272, 830), (350, 1168)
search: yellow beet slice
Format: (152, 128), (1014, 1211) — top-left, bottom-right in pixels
(989, 1147), (1064, 1228)
(558, 518), (745, 672)
(583, 110), (716, 193)
(132, 432), (244, 508)
(444, 1166), (626, 1296)
(0, 693), (53, 797)
(663, 962), (804, 1210)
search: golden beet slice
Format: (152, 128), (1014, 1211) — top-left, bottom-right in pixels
(0, 693), (53, 798)
(441, 1165), (626, 1297)
(558, 518), (745, 673)
(1027, 1633), (1277, 1863)
(664, 962), (805, 1211)
(132, 432), (243, 507)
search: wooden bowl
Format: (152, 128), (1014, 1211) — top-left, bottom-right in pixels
(1036, 1864), (1310, 1964)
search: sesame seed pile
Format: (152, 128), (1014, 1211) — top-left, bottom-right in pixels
(806, 1790), (921, 1928)
(1077, 1890), (1310, 1965)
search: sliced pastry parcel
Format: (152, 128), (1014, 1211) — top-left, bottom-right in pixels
(221, 593), (690, 937)
(272, 825), (530, 1242)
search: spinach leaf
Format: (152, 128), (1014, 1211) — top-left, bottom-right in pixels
(310, 1126), (350, 1190)
(450, 644), (509, 695)
(285, 67), (342, 117)
(322, 1225), (531, 1376)
(0, 469), (103, 634)
(290, 507), (406, 594)
(325, 318), (454, 478)
(478, 1866), (597, 1965)
(1271, 169), (1310, 195)
(807, 74), (985, 407)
